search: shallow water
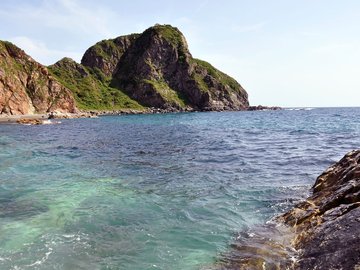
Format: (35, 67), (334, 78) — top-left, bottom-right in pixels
(0, 108), (359, 269)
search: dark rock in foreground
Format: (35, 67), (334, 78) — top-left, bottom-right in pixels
(216, 150), (360, 269)
(281, 149), (360, 269)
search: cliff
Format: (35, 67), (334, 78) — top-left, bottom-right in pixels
(1, 24), (250, 114)
(110, 24), (249, 111)
(0, 41), (77, 115)
(52, 24), (248, 112)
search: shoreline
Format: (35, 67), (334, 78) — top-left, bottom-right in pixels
(0, 113), (50, 123)
(216, 150), (360, 269)
(0, 105), (282, 124)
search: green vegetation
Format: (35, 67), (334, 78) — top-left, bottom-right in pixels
(84, 34), (140, 73)
(153, 25), (183, 48)
(0, 41), (33, 77)
(192, 73), (209, 93)
(48, 59), (143, 111)
(192, 58), (242, 91)
(90, 39), (122, 65)
(143, 79), (187, 108)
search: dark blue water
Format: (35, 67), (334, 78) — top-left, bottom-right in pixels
(0, 108), (359, 269)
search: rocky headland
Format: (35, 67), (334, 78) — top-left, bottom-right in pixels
(0, 41), (77, 115)
(217, 150), (360, 269)
(0, 24), (258, 118)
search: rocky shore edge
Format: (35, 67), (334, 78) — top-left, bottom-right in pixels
(0, 105), (282, 125)
(0, 111), (98, 125)
(280, 149), (360, 269)
(216, 150), (360, 269)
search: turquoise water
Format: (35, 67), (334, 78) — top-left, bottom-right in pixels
(0, 108), (359, 269)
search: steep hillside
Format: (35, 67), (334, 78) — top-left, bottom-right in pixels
(0, 24), (250, 114)
(81, 34), (139, 78)
(111, 24), (249, 111)
(0, 41), (77, 115)
(48, 57), (143, 111)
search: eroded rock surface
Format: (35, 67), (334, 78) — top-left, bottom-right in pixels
(216, 150), (360, 269)
(0, 41), (78, 115)
(281, 149), (360, 269)
(51, 24), (249, 112)
(1, 24), (251, 114)
(111, 24), (249, 111)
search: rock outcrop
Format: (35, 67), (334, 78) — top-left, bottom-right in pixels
(111, 24), (249, 111)
(1, 24), (250, 114)
(216, 150), (360, 269)
(0, 41), (77, 115)
(52, 24), (249, 112)
(281, 149), (360, 269)
(81, 34), (139, 77)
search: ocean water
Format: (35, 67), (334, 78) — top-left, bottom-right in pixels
(0, 107), (359, 269)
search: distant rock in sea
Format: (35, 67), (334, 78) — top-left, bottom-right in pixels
(247, 105), (282, 111)
(1, 24), (254, 115)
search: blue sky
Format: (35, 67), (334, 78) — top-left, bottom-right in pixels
(1, 0), (359, 107)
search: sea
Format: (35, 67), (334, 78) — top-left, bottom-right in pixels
(0, 107), (359, 269)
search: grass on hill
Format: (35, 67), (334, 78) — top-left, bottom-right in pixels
(192, 58), (242, 92)
(143, 79), (187, 108)
(48, 60), (144, 111)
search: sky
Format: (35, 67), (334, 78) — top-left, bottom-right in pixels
(0, 0), (359, 107)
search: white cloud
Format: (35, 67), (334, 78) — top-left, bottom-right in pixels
(45, 0), (115, 37)
(0, 0), (120, 64)
(0, 0), (116, 38)
(8, 36), (82, 65)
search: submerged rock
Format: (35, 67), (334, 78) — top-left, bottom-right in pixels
(215, 223), (297, 269)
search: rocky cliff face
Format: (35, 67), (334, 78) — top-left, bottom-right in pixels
(69, 24), (248, 111)
(1, 24), (250, 114)
(0, 41), (77, 115)
(111, 24), (249, 111)
(81, 34), (139, 78)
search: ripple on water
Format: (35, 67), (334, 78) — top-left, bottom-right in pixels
(0, 108), (359, 269)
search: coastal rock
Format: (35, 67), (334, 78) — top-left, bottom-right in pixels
(111, 24), (249, 111)
(0, 41), (78, 115)
(17, 118), (46, 125)
(217, 150), (360, 269)
(50, 24), (249, 112)
(81, 34), (139, 77)
(281, 149), (360, 269)
(247, 105), (282, 111)
(1, 24), (252, 114)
